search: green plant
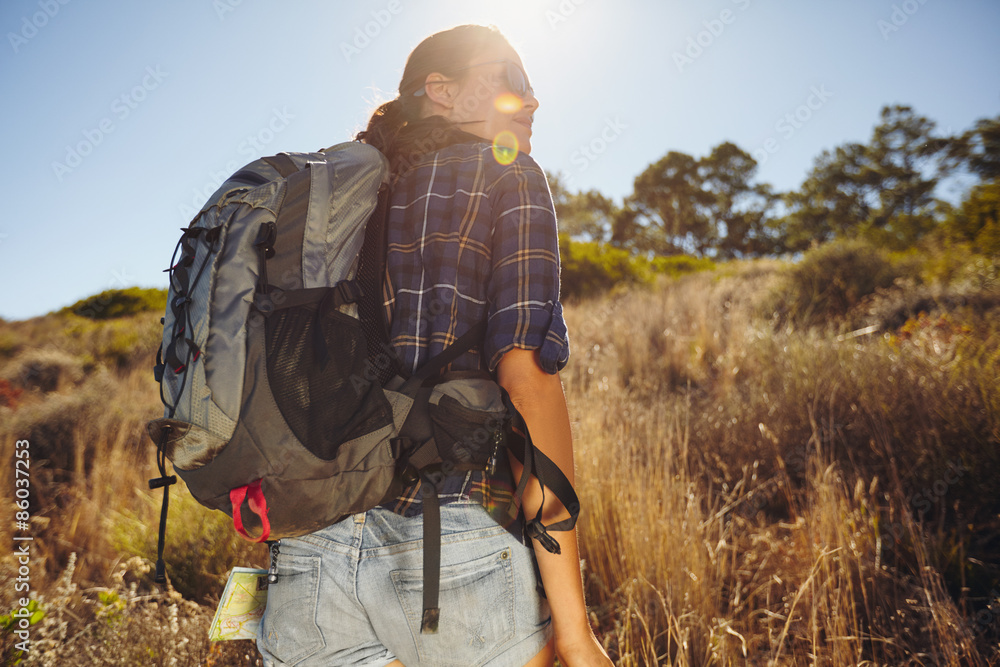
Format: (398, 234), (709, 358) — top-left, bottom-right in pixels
(768, 237), (902, 326)
(61, 288), (167, 321)
(0, 331), (24, 361)
(650, 253), (716, 278)
(1, 599), (44, 666)
(559, 236), (653, 299)
(559, 235), (716, 300)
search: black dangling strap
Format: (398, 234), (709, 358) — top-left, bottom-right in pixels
(500, 387), (580, 555)
(205, 225), (222, 246)
(419, 472), (442, 634)
(179, 228), (201, 260)
(148, 426), (177, 584)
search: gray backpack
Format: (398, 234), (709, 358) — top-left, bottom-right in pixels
(147, 141), (577, 633)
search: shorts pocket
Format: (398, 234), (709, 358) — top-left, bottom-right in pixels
(391, 547), (516, 667)
(257, 553), (325, 665)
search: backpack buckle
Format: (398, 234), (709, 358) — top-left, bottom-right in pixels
(525, 519), (562, 555)
(336, 280), (362, 306)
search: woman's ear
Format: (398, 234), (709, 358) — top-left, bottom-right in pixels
(421, 73), (457, 110)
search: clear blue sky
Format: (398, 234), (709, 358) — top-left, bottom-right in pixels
(1, 0), (998, 320)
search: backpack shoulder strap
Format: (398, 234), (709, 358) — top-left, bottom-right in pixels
(356, 185), (399, 385)
(398, 321), (488, 396)
(262, 154), (299, 178)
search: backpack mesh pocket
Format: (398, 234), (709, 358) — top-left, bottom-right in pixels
(264, 304), (392, 460)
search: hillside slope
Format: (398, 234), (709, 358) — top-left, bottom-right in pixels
(1, 248), (998, 665)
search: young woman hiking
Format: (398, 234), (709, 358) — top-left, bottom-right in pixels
(256, 24), (612, 667)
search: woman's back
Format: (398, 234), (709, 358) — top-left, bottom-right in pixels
(385, 141), (568, 377)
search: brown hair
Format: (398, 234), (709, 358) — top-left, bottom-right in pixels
(356, 24), (510, 175)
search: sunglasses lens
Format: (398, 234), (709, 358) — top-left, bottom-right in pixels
(508, 62), (530, 97)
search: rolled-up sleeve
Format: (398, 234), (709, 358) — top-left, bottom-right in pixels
(484, 154), (570, 374)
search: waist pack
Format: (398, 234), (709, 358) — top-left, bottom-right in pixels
(147, 142), (578, 633)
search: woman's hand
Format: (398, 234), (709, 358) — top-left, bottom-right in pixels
(555, 627), (614, 666)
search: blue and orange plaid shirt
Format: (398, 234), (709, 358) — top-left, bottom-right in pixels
(379, 141), (570, 516)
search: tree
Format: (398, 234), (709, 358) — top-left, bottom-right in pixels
(629, 151), (714, 255)
(783, 105), (953, 249)
(628, 145), (781, 257)
(939, 179), (1000, 255)
(547, 171), (617, 243)
(699, 142), (783, 258)
(949, 115), (1000, 182)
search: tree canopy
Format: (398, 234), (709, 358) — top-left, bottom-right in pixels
(553, 105), (999, 261)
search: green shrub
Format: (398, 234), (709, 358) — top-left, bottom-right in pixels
(0, 331), (24, 361)
(559, 236), (651, 300)
(769, 238), (902, 327)
(61, 288), (167, 321)
(559, 236), (716, 300)
(650, 254), (716, 278)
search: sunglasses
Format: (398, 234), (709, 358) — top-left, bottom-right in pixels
(413, 59), (533, 99)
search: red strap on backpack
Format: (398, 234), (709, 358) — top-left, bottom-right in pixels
(230, 479), (270, 542)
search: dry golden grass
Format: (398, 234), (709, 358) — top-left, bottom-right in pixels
(1, 253), (998, 665)
(563, 263), (1000, 665)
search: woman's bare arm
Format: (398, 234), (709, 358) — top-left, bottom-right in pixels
(496, 347), (612, 666)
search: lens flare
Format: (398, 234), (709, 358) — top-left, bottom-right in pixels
(481, 477), (518, 528)
(494, 93), (523, 114)
(492, 131), (519, 165)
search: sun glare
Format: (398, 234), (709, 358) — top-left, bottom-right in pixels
(492, 130), (519, 165)
(494, 93), (524, 114)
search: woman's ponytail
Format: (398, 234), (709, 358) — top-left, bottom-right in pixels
(355, 97), (409, 159)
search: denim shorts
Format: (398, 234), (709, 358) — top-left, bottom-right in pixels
(256, 501), (552, 667)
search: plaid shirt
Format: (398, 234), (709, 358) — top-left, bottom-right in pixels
(380, 141), (570, 516)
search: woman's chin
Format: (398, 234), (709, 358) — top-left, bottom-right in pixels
(513, 127), (532, 155)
